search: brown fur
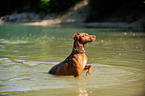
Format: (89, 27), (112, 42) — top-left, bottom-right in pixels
(48, 33), (96, 77)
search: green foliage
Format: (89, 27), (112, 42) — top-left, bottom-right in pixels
(0, 0), (82, 16)
(39, 0), (82, 13)
(40, 0), (51, 12)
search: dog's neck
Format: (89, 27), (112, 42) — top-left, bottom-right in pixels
(72, 40), (85, 54)
(73, 40), (84, 50)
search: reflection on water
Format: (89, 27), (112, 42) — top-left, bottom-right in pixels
(0, 25), (145, 96)
(78, 88), (88, 96)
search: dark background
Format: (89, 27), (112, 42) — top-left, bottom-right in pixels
(0, 0), (145, 22)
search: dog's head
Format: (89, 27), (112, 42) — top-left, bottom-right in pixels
(72, 33), (96, 44)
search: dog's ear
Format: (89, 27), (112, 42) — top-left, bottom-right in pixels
(72, 33), (80, 40)
(72, 33), (76, 39)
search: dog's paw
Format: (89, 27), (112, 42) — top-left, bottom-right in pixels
(86, 71), (91, 76)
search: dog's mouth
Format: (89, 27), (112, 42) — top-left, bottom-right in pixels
(90, 35), (96, 42)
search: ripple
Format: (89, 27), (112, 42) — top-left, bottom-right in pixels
(0, 58), (16, 66)
(14, 59), (59, 66)
(0, 59), (138, 92)
(0, 40), (27, 44)
(0, 45), (5, 48)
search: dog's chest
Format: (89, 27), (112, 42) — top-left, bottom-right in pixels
(78, 54), (87, 68)
(83, 57), (87, 68)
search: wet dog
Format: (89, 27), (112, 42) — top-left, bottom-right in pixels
(48, 33), (96, 77)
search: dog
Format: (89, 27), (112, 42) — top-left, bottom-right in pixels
(48, 33), (96, 77)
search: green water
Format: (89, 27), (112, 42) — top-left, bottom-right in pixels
(0, 25), (145, 96)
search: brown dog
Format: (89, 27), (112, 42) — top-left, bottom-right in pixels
(48, 33), (96, 77)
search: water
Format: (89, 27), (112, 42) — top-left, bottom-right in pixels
(0, 25), (145, 96)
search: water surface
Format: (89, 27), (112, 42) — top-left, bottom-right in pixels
(0, 25), (145, 96)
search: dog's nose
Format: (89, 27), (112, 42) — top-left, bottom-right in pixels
(93, 35), (96, 38)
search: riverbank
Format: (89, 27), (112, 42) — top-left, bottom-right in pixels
(0, 0), (144, 31)
(0, 0), (88, 26)
(1, 18), (145, 31)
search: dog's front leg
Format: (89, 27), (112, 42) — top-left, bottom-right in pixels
(72, 58), (82, 77)
(84, 65), (93, 76)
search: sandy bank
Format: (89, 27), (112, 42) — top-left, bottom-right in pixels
(1, 18), (145, 31)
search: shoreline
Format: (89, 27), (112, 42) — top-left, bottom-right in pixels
(0, 0), (144, 31)
(0, 20), (145, 31)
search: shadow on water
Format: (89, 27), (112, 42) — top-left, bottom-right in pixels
(0, 25), (145, 96)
